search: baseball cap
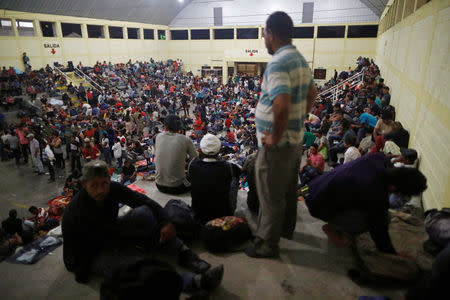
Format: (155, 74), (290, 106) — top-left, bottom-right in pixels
(200, 134), (221, 155)
(81, 160), (110, 181)
(27, 133), (34, 138)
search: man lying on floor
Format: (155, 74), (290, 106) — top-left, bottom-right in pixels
(62, 160), (223, 293)
(304, 152), (427, 254)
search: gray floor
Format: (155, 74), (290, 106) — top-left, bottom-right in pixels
(0, 157), (407, 300)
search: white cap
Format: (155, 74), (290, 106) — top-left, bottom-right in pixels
(200, 134), (221, 155)
(84, 138), (90, 143)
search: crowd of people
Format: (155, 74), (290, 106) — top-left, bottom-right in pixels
(0, 11), (445, 300)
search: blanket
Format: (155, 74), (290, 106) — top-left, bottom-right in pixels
(6, 236), (62, 265)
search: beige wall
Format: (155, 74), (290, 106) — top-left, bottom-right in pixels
(168, 25), (377, 80)
(0, 11), (377, 81)
(376, 0), (450, 210)
(0, 10), (169, 69)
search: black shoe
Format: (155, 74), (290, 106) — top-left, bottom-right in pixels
(200, 265), (224, 291)
(178, 249), (211, 274)
(245, 241), (279, 259)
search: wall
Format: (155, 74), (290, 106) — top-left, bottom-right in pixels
(170, 0), (381, 27)
(168, 25), (377, 80)
(376, 0), (450, 210)
(0, 10), (378, 80)
(0, 10), (169, 70)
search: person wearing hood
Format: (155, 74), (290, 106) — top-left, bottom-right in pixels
(188, 134), (241, 224)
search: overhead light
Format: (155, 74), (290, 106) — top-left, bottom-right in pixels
(178, 0), (184, 3)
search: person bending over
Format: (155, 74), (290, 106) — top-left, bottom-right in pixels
(305, 153), (427, 254)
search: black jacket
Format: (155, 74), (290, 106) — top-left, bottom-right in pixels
(62, 182), (168, 277)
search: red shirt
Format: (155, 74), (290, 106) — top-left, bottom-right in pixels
(194, 118), (203, 131)
(227, 131), (235, 143)
(225, 118), (232, 128)
(82, 146), (100, 159)
(310, 152), (325, 173)
(84, 128), (94, 138)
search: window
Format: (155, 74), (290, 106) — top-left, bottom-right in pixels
(191, 29), (210, 40)
(171, 30), (188, 40)
(109, 26), (123, 39)
(61, 23), (82, 38)
(40, 21), (56, 37)
(214, 28), (233, 39)
(127, 28), (140, 39)
(293, 27), (314, 38)
(347, 25), (378, 38)
(157, 30), (166, 40)
(0, 19), (14, 36)
(237, 28), (258, 39)
(317, 26), (345, 38)
(87, 25), (104, 38)
(143, 29), (154, 40)
(16, 20), (35, 36)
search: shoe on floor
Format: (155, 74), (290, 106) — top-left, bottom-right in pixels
(200, 264), (224, 291)
(245, 240), (279, 259)
(178, 249), (211, 274)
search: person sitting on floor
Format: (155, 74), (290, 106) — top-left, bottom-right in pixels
(188, 134), (241, 224)
(299, 143), (324, 186)
(329, 119), (356, 165)
(1, 209), (23, 237)
(313, 129), (330, 161)
(62, 160), (217, 284)
(358, 126), (375, 155)
(121, 160), (137, 185)
(304, 153), (427, 254)
(302, 130), (316, 150)
(27, 206), (59, 232)
(343, 135), (360, 164)
(155, 115), (198, 195)
(82, 138), (100, 162)
(0, 229), (22, 262)
(373, 109), (395, 139)
(64, 169), (82, 195)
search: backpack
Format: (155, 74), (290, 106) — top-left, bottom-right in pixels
(163, 199), (199, 244)
(201, 216), (251, 253)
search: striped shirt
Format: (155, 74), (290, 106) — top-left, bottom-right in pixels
(255, 45), (313, 147)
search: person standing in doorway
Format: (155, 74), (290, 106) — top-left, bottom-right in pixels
(246, 11), (317, 258)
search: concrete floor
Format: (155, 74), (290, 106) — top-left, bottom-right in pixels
(0, 156), (407, 300)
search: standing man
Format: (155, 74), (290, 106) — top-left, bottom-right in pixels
(16, 125), (29, 164)
(28, 134), (44, 175)
(246, 11), (317, 258)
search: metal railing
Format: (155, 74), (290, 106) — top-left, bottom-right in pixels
(316, 70), (365, 103)
(74, 67), (103, 93)
(54, 66), (74, 86)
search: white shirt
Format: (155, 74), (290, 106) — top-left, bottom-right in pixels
(344, 146), (361, 164)
(102, 137), (109, 147)
(45, 145), (55, 161)
(29, 138), (40, 157)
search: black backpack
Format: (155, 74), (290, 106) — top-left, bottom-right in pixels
(163, 199), (199, 244)
(202, 216), (251, 253)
